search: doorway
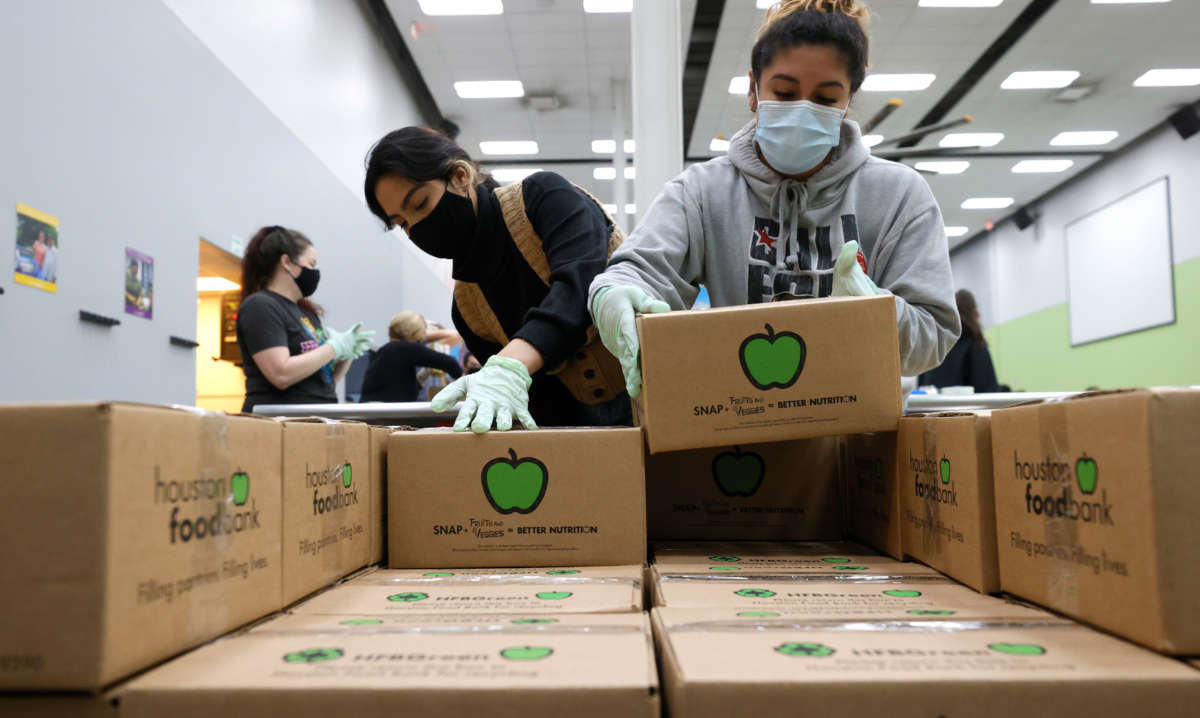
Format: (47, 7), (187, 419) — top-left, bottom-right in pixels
(196, 239), (245, 411)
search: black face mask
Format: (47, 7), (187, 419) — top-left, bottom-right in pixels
(291, 265), (320, 297)
(407, 186), (477, 261)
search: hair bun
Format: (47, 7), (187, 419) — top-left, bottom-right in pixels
(763, 0), (870, 28)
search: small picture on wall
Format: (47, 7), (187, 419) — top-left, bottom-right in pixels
(13, 202), (60, 293)
(124, 247), (154, 319)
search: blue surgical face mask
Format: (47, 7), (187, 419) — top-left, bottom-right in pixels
(754, 86), (846, 176)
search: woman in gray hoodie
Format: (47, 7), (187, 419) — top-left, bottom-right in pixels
(590, 0), (960, 397)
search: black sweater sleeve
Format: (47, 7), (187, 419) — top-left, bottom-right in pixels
(510, 172), (611, 370)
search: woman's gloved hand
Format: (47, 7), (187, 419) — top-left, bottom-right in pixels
(590, 285), (671, 399)
(831, 241), (883, 297)
(430, 355), (536, 433)
(326, 322), (376, 361)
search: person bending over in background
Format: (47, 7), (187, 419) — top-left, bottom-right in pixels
(236, 226), (374, 412)
(919, 289), (1003, 393)
(364, 127), (628, 432)
(588, 0), (959, 397)
(360, 310), (463, 402)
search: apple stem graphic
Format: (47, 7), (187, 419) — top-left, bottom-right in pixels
(508, 448), (517, 462)
(763, 323), (775, 339)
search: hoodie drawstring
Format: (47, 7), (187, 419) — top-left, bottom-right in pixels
(768, 179), (809, 270)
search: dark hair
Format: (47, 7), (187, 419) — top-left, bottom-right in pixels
(363, 126), (496, 229)
(751, 0), (870, 94)
(956, 288), (985, 347)
(240, 226), (323, 317)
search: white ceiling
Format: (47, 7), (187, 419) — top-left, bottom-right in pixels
(386, 0), (1200, 246)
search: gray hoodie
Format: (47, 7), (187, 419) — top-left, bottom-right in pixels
(589, 117), (961, 376)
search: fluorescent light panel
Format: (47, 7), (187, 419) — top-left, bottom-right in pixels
(962, 197), (1014, 210)
(591, 139), (635, 154)
(1001, 70), (1079, 89)
(478, 140), (538, 155)
(915, 161), (970, 175)
(418, 0), (503, 15)
(1133, 68), (1200, 87)
(593, 167), (636, 180)
(710, 137), (731, 152)
(583, 0), (631, 12)
(453, 80), (524, 98)
(601, 204), (637, 214)
(757, 0), (775, 8)
(919, 0), (1004, 6)
(861, 74), (936, 92)
(862, 134), (884, 148)
(944, 226), (970, 238)
(197, 277), (240, 292)
(729, 76), (750, 94)
(1012, 159), (1074, 173)
(490, 168), (542, 182)
(1049, 130), (1118, 146)
(940, 132), (1005, 148)
(1091, 1), (1170, 4)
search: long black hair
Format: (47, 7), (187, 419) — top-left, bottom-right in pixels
(240, 225), (322, 317)
(363, 126), (496, 229)
(752, 0), (870, 93)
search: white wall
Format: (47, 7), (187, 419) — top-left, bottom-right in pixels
(0, 0), (450, 404)
(951, 119), (1200, 328)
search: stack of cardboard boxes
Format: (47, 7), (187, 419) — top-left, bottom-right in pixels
(4, 296), (1199, 716)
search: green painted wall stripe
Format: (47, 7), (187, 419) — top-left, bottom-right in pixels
(984, 256), (1200, 392)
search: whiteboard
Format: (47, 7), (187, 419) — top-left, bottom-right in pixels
(1066, 177), (1174, 346)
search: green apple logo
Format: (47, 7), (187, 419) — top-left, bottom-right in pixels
(712, 446), (765, 497)
(738, 611), (780, 617)
(230, 470), (250, 506)
(739, 324), (806, 390)
(710, 566), (741, 571)
(535, 591), (572, 600)
(1075, 454), (1098, 495)
(883, 590), (922, 598)
(482, 449), (549, 515)
(546, 569), (580, 575)
(833, 566), (868, 571)
(822, 557), (851, 563)
(282, 648), (343, 664)
(342, 462), (353, 489)
(775, 642), (835, 658)
(735, 588), (776, 598)
(940, 457), (951, 485)
(709, 555), (741, 562)
(423, 572), (454, 577)
(907, 609), (956, 616)
(386, 592), (428, 602)
(500, 646), (554, 661)
(340, 618), (383, 626)
(511, 618), (558, 624)
(988, 643), (1046, 656)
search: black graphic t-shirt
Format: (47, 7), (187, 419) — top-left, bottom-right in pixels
(746, 213), (863, 304)
(236, 290), (337, 412)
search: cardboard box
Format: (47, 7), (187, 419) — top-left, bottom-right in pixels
(122, 614), (659, 718)
(279, 418), (371, 605)
(348, 564), (644, 583)
(0, 689), (122, 718)
(635, 295), (901, 453)
(291, 569), (643, 615)
(653, 610), (1200, 718)
(898, 412), (1000, 593)
(387, 428), (646, 568)
(251, 611), (647, 634)
(367, 426), (391, 565)
(842, 431), (904, 558)
(0, 403), (283, 690)
(645, 437), (843, 540)
(990, 389), (1200, 654)
(651, 540), (899, 573)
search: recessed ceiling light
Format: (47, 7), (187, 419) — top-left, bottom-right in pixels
(962, 197), (1014, 210)
(418, 0), (503, 15)
(919, 0), (1004, 6)
(1049, 130), (1118, 146)
(197, 277), (240, 292)
(1091, 0), (1170, 4)
(583, 0), (631, 12)
(1001, 71), (1080, 90)
(728, 76), (750, 94)
(601, 203), (637, 214)
(710, 137), (731, 152)
(593, 167), (636, 180)
(915, 161), (970, 174)
(591, 139), (636, 154)
(453, 81), (524, 99)
(940, 132), (1005, 148)
(1133, 68), (1200, 87)
(490, 168), (542, 183)
(861, 74), (936, 92)
(862, 134), (884, 148)
(944, 226), (970, 238)
(479, 140), (539, 155)
(756, 0), (776, 8)
(1012, 159), (1075, 173)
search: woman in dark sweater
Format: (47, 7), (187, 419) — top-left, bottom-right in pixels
(919, 289), (1003, 393)
(364, 127), (629, 432)
(360, 311), (462, 402)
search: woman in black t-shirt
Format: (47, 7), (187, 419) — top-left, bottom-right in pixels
(235, 226), (375, 412)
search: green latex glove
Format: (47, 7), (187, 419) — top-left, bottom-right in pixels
(430, 355), (536, 433)
(591, 285), (671, 399)
(831, 241), (883, 297)
(326, 321), (376, 361)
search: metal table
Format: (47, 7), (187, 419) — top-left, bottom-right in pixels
(253, 402), (458, 427)
(905, 391), (1078, 414)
